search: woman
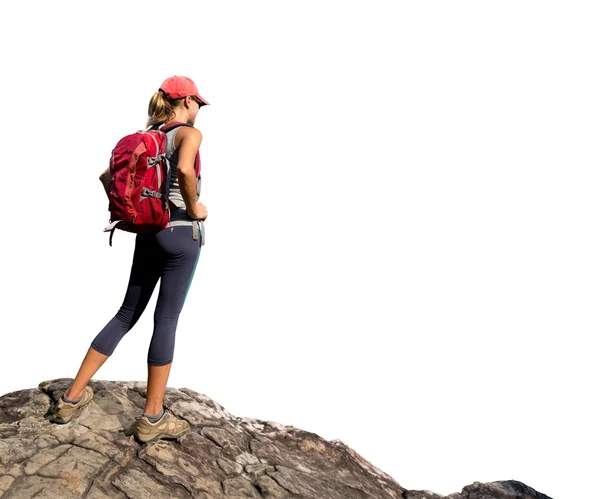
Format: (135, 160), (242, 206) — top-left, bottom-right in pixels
(52, 76), (209, 443)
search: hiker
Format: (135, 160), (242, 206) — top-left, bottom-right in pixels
(51, 76), (209, 443)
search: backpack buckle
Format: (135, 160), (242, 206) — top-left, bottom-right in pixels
(141, 187), (162, 199)
(147, 154), (165, 167)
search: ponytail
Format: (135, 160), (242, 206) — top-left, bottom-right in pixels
(146, 91), (183, 127)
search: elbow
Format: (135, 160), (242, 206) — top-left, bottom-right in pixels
(177, 163), (195, 177)
(178, 167), (194, 177)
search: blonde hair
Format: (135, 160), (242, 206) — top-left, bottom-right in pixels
(146, 91), (183, 127)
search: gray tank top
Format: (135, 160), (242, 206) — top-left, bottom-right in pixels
(164, 126), (201, 208)
(161, 124), (205, 244)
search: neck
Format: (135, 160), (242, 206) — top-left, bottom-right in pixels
(167, 108), (193, 126)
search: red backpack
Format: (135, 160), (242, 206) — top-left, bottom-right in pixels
(102, 123), (192, 245)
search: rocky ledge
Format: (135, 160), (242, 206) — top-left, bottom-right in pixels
(0, 379), (552, 498)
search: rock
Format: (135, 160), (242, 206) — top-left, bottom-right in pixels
(388, 479), (555, 499)
(0, 379), (552, 498)
(448, 480), (553, 499)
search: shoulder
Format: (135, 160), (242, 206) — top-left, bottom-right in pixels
(177, 125), (202, 139)
(174, 125), (202, 148)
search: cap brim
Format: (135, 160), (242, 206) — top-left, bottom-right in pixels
(196, 94), (210, 106)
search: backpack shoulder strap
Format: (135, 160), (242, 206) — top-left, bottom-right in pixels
(159, 122), (193, 134)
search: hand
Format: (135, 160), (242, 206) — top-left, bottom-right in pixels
(187, 202), (208, 221)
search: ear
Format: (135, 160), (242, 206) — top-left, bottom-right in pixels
(184, 95), (193, 109)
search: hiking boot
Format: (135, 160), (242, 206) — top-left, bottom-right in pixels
(133, 407), (190, 443)
(52, 386), (94, 424)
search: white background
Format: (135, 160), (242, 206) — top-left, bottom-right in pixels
(0, 2), (598, 498)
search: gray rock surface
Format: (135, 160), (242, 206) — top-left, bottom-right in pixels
(0, 379), (552, 498)
(406, 480), (553, 499)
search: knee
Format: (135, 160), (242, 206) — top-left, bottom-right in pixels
(115, 306), (142, 331)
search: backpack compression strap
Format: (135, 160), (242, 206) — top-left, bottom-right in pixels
(103, 220), (121, 246)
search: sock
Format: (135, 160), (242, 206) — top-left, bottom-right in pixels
(143, 407), (165, 423)
(62, 393), (83, 404)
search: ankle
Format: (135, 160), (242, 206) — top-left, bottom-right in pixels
(144, 404), (164, 416)
(65, 387), (84, 400)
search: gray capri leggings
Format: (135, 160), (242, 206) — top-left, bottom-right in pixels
(91, 224), (201, 365)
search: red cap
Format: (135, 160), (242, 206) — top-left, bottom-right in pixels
(159, 76), (210, 105)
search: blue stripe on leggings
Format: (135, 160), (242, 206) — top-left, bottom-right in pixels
(183, 231), (201, 305)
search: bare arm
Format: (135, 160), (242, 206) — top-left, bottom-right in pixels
(175, 127), (207, 220)
(99, 166), (111, 197)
